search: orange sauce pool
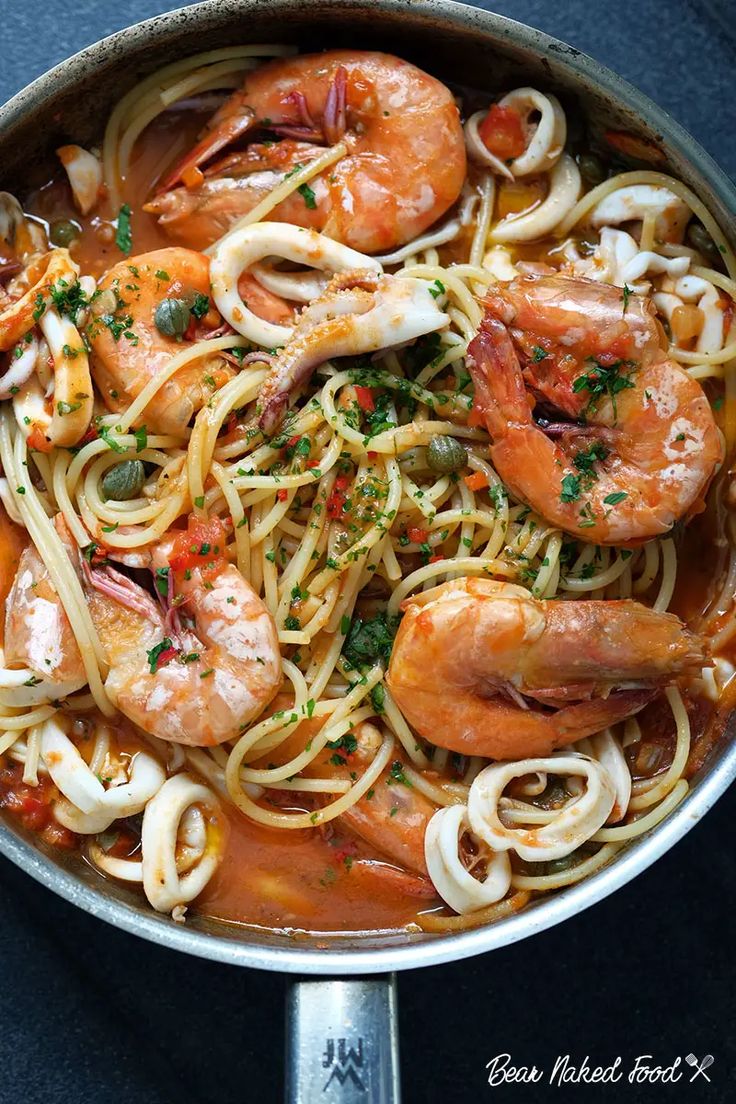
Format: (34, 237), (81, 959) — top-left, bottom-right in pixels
(199, 813), (433, 933)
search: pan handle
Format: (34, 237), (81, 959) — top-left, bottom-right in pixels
(285, 974), (401, 1103)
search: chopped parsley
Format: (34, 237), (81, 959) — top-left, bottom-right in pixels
(622, 283), (632, 314)
(98, 424), (126, 453)
(559, 473), (582, 503)
(146, 638), (174, 674)
(531, 345), (549, 363)
(572, 358), (637, 421)
(573, 442), (609, 477)
(297, 182), (317, 209)
(603, 491), (628, 506)
(190, 292), (210, 319)
(115, 204), (133, 256)
(387, 760), (411, 786)
(133, 424), (148, 453)
(342, 611), (399, 670)
(370, 683), (386, 714)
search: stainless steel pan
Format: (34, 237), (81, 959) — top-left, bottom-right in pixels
(1, 2), (734, 1099)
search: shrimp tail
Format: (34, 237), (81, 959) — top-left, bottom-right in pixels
(467, 315), (532, 436)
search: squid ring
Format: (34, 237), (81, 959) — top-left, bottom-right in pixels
(467, 754), (616, 862)
(88, 804), (206, 884)
(490, 153), (581, 243)
(210, 222), (382, 347)
(40, 717), (165, 818)
(579, 730), (632, 825)
(141, 773), (224, 913)
(499, 88), (567, 177)
(425, 804), (512, 915)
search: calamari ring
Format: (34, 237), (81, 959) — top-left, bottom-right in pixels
(467, 754), (615, 861)
(210, 222), (382, 347)
(141, 773), (225, 913)
(425, 804), (512, 915)
(489, 154), (581, 243)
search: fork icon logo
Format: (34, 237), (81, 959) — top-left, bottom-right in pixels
(685, 1054), (714, 1082)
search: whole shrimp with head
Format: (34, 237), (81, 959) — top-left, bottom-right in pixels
(88, 247), (233, 436)
(145, 51), (466, 254)
(387, 577), (707, 760)
(82, 516), (281, 746)
(467, 274), (722, 544)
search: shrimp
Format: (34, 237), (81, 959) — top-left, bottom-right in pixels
(386, 577), (707, 760)
(4, 515), (86, 700)
(88, 248), (234, 436)
(467, 275), (722, 543)
(144, 51), (466, 254)
(82, 518), (281, 745)
(265, 704), (435, 881)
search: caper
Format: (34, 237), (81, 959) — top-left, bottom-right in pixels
(577, 153), (605, 187)
(49, 218), (81, 247)
(101, 460), (146, 501)
(686, 221), (721, 263)
(154, 297), (191, 338)
(426, 434), (467, 473)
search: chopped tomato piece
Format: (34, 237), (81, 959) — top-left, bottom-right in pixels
(354, 385), (375, 412)
(168, 514), (228, 575)
(277, 488), (289, 502)
(464, 471), (489, 491)
(26, 425), (53, 453)
(408, 526), (429, 544)
(428, 554), (443, 563)
(478, 104), (526, 160)
(305, 458), (320, 469)
(327, 488), (346, 517)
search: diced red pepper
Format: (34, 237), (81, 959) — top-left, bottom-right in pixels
(305, 458), (320, 469)
(428, 554), (443, 563)
(154, 646), (178, 671)
(354, 385), (375, 412)
(408, 526), (429, 544)
(478, 104), (526, 160)
(464, 471), (489, 491)
(26, 425), (53, 453)
(277, 488), (289, 502)
(327, 489), (346, 518)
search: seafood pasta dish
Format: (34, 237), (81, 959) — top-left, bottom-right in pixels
(0, 45), (734, 936)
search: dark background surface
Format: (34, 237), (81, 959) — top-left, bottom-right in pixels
(0, 1), (734, 1101)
